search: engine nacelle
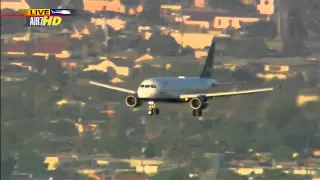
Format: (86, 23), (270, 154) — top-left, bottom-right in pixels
(125, 95), (140, 108)
(190, 96), (206, 110)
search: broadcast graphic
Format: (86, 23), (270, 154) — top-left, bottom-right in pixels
(25, 8), (74, 27)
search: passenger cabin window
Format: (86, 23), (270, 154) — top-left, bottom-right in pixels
(145, 85), (150, 88)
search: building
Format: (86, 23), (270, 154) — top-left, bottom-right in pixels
(71, 20), (98, 39)
(1, 64), (30, 82)
(83, 0), (143, 15)
(296, 88), (320, 107)
(181, 9), (266, 30)
(2, 39), (71, 59)
(84, 58), (132, 77)
(1, 0), (29, 11)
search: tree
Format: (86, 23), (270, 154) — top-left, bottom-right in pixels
(144, 141), (156, 158)
(244, 20), (278, 40)
(82, 131), (97, 154)
(250, 122), (283, 151)
(139, 0), (165, 25)
(1, 9), (25, 34)
(148, 33), (180, 56)
(188, 155), (210, 177)
(24, 40), (35, 57)
(16, 151), (47, 175)
(216, 169), (246, 180)
(165, 142), (192, 167)
(261, 169), (312, 180)
(25, 0), (60, 8)
(1, 156), (16, 180)
(136, 39), (149, 54)
(181, 119), (202, 137)
(279, 0), (309, 57)
(149, 168), (190, 180)
(45, 55), (68, 88)
(208, 0), (257, 12)
(48, 121), (78, 137)
(271, 145), (294, 161)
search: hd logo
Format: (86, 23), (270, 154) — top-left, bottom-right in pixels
(28, 16), (62, 27)
(25, 9), (72, 27)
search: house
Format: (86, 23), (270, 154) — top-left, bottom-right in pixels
(134, 53), (199, 70)
(83, 0), (143, 15)
(121, 0), (144, 15)
(2, 39), (71, 58)
(256, 0), (274, 15)
(32, 39), (71, 58)
(1, 64), (30, 82)
(113, 173), (148, 180)
(83, 0), (125, 13)
(254, 57), (319, 80)
(119, 158), (163, 175)
(91, 17), (127, 31)
(134, 53), (169, 70)
(110, 77), (125, 84)
(60, 59), (79, 71)
(84, 57), (132, 77)
(71, 20), (97, 39)
(10, 173), (33, 180)
(296, 88), (320, 107)
(1, 0), (29, 11)
(56, 98), (86, 107)
(170, 32), (217, 49)
(3, 60), (33, 71)
(160, 4), (182, 17)
(181, 9), (265, 30)
(229, 167), (264, 175)
(194, 0), (206, 8)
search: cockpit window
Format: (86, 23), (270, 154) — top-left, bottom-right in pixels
(151, 85), (156, 88)
(145, 85), (150, 88)
(140, 85), (144, 87)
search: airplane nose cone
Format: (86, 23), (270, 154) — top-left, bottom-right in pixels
(137, 88), (156, 98)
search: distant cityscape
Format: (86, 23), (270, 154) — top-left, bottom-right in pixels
(1, 0), (320, 180)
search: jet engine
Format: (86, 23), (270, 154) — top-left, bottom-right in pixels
(190, 96), (207, 110)
(125, 95), (140, 108)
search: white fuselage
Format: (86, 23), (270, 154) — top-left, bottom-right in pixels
(137, 77), (216, 99)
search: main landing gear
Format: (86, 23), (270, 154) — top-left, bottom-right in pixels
(148, 101), (159, 116)
(192, 109), (202, 117)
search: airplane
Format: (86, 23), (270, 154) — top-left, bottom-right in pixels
(51, 9), (71, 15)
(89, 39), (277, 117)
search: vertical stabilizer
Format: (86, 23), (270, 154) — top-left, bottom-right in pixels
(200, 39), (215, 78)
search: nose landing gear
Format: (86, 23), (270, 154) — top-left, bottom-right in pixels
(192, 109), (202, 117)
(148, 101), (159, 116)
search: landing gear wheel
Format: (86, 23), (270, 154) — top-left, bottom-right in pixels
(153, 108), (159, 115)
(147, 101), (159, 116)
(148, 110), (153, 115)
(197, 109), (202, 117)
(192, 110), (197, 116)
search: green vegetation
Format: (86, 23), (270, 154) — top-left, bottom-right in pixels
(257, 169), (313, 180)
(1, 59), (319, 179)
(216, 170), (247, 180)
(149, 168), (190, 180)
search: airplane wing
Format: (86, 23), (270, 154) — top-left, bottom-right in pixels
(89, 81), (136, 94)
(180, 87), (274, 99)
